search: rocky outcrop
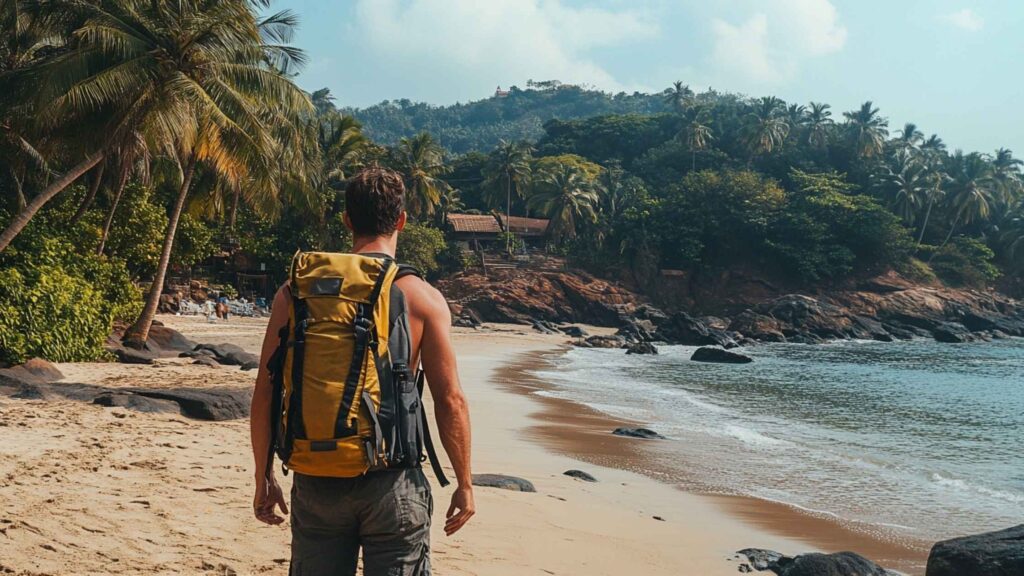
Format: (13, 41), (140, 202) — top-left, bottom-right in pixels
(691, 347), (752, 364)
(626, 342), (658, 355)
(193, 343), (260, 371)
(563, 469), (598, 482)
(471, 474), (536, 492)
(437, 269), (644, 327)
(926, 524), (1024, 576)
(107, 322), (198, 360)
(737, 549), (898, 576)
(655, 311), (738, 348)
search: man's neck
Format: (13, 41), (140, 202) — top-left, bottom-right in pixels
(351, 234), (397, 258)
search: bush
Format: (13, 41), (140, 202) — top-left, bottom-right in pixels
(925, 237), (1001, 288)
(0, 222), (140, 365)
(397, 222), (448, 276)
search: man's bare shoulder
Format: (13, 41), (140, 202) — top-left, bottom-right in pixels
(394, 275), (450, 321)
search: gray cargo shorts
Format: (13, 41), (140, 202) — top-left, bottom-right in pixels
(289, 468), (432, 576)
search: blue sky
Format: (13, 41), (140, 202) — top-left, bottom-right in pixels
(274, 0), (1023, 154)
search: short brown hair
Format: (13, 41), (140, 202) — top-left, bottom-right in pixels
(344, 167), (405, 237)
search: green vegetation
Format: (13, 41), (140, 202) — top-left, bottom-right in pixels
(2, 1), (1022, 362)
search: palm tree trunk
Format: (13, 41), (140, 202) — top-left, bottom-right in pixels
(505, 174), (512, 256)
(229, 186), (240, 231)
(124, 155), (197, 347)
(0, 151), (104, 253)
(916, 198), (934, 247)
(70, 161), (106, 225)
(97, 168), (130, 255)
(10, 169), (26, 212)
(692, 150), (697, 171)
(928, 213), (961, 264)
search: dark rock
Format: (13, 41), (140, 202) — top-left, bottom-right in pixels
(583, 335), (626, 349)
(239, 360), (260, 371)
(192, 356), (221, 368)
(561, 325), (589, 338)
(612, 427), (665, 439)
(738, 564), (753, 573)
(932, 322), (973, 343)
(926, 524), (1024, 576)
(92, 392), (180, 414)
(179, 349), (216, 358)
(124, 387), (252, 420)
(626, 342), (659, 355)
(657, 312), (736, 348)
(729, 310), (787, 343)
(632, 304), (669, 324)
(194, 343), (259, 368)
(471, 474), (536, 492)
(0, 358), (64, 385)
(775, 552), (892, 576)
(738, 548), (785, 571)
(563, 469), (598, 482)
(691, 347), (753, 364)
(114, 347), (155, 365)
(531, 320), (561, 335)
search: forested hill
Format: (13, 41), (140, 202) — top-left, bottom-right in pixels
(343, 83), (668, 154)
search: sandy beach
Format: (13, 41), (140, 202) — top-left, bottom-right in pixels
(2, 314), (892, 575)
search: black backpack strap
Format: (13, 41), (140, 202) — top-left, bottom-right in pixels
(335, 258), (394, 437)
(416, 369), (451, 487)
(395, 263), (424, 281)
(265, 323), (289, 480)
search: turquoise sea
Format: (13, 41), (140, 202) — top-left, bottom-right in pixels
(531, 338), (1024, 545)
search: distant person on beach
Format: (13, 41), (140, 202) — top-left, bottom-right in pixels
(250, 167), (474, 575)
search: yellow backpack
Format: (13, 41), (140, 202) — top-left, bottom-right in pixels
(267, 251), (448, 484)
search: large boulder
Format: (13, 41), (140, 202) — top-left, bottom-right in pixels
(729, 310), (787, 342)
(92, 392), (181, 414)
(738, 550), (895, 576)
(471, 474), (536, 492)
(691, 347), (753, 364)
(194, 343), (259, 369)
(124, 387), (252, 420)
(926, 524), (1024, 576)
(0, 358), (64, 385)
(656, 311), (736, 347)
(626, 342), (658, 355)
(932, 322), (973, 343)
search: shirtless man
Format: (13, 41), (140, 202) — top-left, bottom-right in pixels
(249, 167), (474, 575)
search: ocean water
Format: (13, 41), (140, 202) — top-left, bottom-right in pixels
(530, 338), (1024, 544)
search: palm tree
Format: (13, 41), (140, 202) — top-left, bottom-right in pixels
(915, 155), (949, 247)
(321, 113), (368, 185)
(921, 134), (947, 153)
(991, 148), (1023, 208)
(527, 165), (600, 244)
(934, 151), (997, 254)
(843, 101), (889, 159)
(24, 0), (314, 344)
(805, 102), (833, 150)
(394, 133), (450, 219)
(679, 106), (713, 170)
(664, 81), (694, 113)
(877, 149), (926, 224)
(742, 96), (789, 158)
(482, 139), (533, 252)
(896, 122), (924, 149)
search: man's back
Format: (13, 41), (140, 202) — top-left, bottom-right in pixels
(250, 168), (474, 576)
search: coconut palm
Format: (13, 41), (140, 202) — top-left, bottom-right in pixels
(877, 149), (926, 224)
(742, 96), (789, 157)
(805, 102), (833, 150)
(482, 139), (533, 252)
(843, 101), (889, 159)
(679, 105), (714, 170)
(922, 134), (947, 153)
(664, 81), (694, 114)
(321, 113), (368, 185)
(17, 0), (314, 344)
(394, 132), (450, 219)
(991, 148), (1023, 208)
(914, 155), (950, 247)
(896, 122), (924, 149)
(527, 164), (600, 244)
(934, 151), (998, 254)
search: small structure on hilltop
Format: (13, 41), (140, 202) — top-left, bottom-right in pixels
(494, 86), (510, 98)
(497, 215), (549, 241)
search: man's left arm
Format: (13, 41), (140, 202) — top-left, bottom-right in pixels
(419, 288), (475, 536)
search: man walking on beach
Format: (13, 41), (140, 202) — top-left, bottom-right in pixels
(249, 167), (475, 575)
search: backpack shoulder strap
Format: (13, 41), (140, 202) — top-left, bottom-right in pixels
(394, 263), (424, 282)
(416, 369), (451, 487)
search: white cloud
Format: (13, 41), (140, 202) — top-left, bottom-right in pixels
(941, 8), (984, 32)
(706, 0), (847, 88)
(349, 0), (658, 100)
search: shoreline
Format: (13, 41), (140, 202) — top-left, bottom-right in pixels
(494, 344), (932, 575)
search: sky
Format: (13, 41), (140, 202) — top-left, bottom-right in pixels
(273, 0), (1024, 154)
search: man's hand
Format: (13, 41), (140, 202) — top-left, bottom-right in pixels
(444, 484), (475, 536)
(254, 475), (289, 525)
